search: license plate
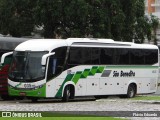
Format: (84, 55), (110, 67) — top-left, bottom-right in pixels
(19, 92), (26, 96)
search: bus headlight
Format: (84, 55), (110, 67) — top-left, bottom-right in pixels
(34, 85), (43, 90)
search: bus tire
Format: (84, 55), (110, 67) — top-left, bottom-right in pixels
(127, 84), (136, 98)
(62, 85), (71, 102)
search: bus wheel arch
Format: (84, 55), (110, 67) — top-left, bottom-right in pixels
(62, 83), (75, 102)
(127, 83), (137, 98)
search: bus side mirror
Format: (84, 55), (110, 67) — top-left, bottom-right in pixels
(41, 52), (55, 66)
(1, 52), (13, 65)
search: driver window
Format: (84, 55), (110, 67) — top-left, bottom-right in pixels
(47, 56), (56, 80)
(47, 56), (65, 80)
(52, 59), (57, 74)
(47, 47), (67, 81)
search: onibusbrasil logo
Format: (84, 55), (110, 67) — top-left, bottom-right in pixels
(1, 112), (42, 117)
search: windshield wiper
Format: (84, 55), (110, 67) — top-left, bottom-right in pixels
(23, 53), (32, 80)
(25, 62), (33, 80)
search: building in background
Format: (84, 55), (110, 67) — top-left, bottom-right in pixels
(145, 0), (160, 17)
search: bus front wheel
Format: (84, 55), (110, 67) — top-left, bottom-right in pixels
(62, 86), (71, 102)
(127, 84), (136, 98)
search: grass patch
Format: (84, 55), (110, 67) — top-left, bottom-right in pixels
(131, 95), (160, 101)
(0, 117), (124, 120)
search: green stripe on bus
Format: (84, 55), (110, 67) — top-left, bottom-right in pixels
(89, 66), (99, 75)
(81, 69), (90, 78)
(72, 71), (82, 84)
(97, 66), (105, 73)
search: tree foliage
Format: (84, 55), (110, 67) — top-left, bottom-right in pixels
(0, 0), (153, 43)
(150, 15), (159, 45)
(0, 0), (35, 37)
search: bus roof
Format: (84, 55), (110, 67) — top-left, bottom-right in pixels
(14, 38), (158, 52)
(67, 38), (158, 49)
(15, 39), (66, 52)
(0, 37), (30, 50)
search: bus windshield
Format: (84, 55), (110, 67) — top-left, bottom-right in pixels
(8, 51), (48, 82)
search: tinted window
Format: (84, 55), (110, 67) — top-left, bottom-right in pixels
(129, 49), (158, 65)
(47, 56), (57, 80)
(68, 47), (91, 65)
(47, 47), (67, 80)
(113, 49), (130, 65)
(92, 48), (100, 64)
(100, 48), (114, 64)
(144, 49), (158, 65)
(52, 47), (67, 67)
(68, 47), (158, 66)
(53, 47), (67, 58)
(130, 49), (145, 64)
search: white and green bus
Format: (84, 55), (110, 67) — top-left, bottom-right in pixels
(1, 38), (159, 102)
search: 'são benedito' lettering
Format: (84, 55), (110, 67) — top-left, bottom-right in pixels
(113, 70), (135, 77)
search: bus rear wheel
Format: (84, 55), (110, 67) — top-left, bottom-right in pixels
(127, 84), (136, 98)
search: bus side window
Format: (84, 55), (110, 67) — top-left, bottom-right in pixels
(4, 54), (13, 65)
(100, 48), (113, 64)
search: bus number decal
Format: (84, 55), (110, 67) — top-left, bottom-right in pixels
(24, 84), (35, 88)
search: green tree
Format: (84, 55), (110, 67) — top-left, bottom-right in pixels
(134, 0), (146, 43)
(34, 0), (126, 39)
(120, 0), (136, 42)
(0, 0), (35, 37)
(150, 15), (159, 45)
(120, 0), (149, 43)
(34, 0), (62, 38)
(108, 0), (125, 41)
(143, 16), (152, 42)
(0, 0), (148, 42)
(62, 0), (90, 38)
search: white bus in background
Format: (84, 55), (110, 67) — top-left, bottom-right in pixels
(1, 38), (159, 102)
